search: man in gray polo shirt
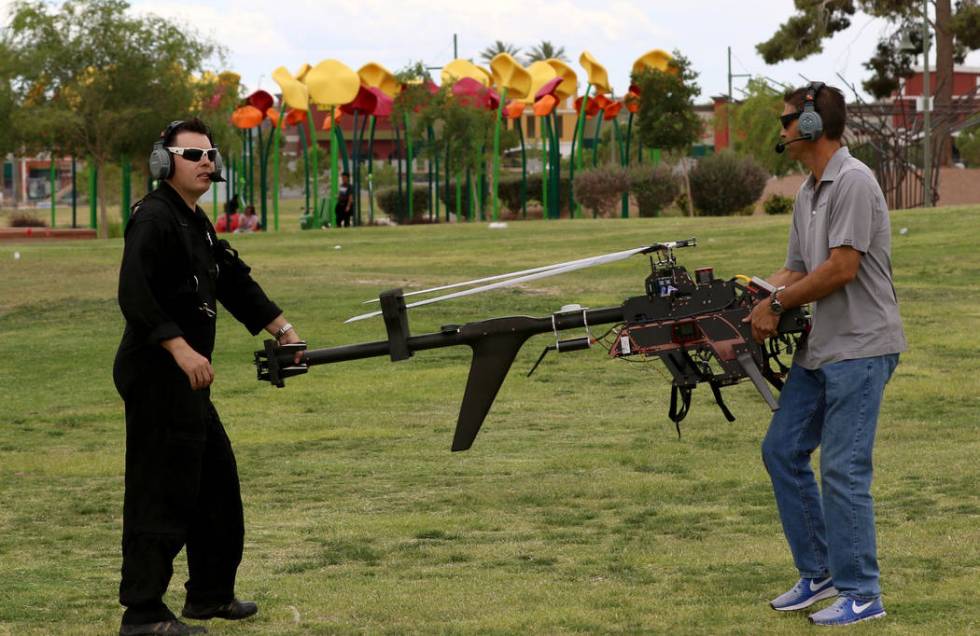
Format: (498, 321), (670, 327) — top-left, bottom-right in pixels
(746, 82), (906, 627)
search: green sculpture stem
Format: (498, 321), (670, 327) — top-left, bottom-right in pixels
(492, 87), (508, 221)
(614, 119), (628, 218)
(592, 110), (605, 168)
(271, 103), (286, 231)
(88, 158), (97, 230)
(306, 108), (319, 226)
(624, 111), (634, 166)
(569, 84), (592, 218)
(367, 115), (377, 224)
(541, 119), (549, 218)
(405, 113), (414, 221)
(549, 110), (561, 219)
(49, 152), (56, 228)
(516, 117), (526, 218)
(329, 107), (340, 228)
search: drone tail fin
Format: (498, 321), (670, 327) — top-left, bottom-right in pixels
(451, 332), (533, 452)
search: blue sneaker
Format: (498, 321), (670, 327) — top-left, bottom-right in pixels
(809, 596), (886, 626)
(769, 577), (838, 611)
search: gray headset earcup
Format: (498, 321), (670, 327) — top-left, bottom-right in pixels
(798, 111), (823, 140)
(148, 143), (172, 180)
(211, 150), (225, 182)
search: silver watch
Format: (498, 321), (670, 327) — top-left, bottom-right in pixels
(769, 287), (786, 315)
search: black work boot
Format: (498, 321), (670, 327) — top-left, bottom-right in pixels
(182, 598), (258, 621)
(119, 619), (207, 635)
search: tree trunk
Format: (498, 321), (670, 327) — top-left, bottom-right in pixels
(683, 159), (695, 217)
(97, 160), (109, 239)
(935, 0), (954, 166)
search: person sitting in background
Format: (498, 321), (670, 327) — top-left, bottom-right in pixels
(215, 195), (240, 233)
(237, 206), (260, 233)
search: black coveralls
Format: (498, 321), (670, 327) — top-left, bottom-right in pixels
(113, 183), (280, 625)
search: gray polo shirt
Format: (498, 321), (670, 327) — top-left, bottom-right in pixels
(786, 146), (906, 369)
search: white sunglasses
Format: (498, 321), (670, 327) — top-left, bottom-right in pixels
(167, 146), (218, 162)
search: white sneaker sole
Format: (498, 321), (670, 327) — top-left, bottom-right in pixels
(770, 586), (839, 612)
(810, 610), (886, 626)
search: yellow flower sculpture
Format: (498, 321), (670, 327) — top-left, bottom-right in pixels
(357, 62), (401, 98)
(305, 59), (360, 107)
(272, 66), (309, 111)
(633, 49), (676, 76)
(579, 51), (611, 94)
(490, 53), (532, 100)
(441, 59), (490, 87)
(523, 61), (558, 104)
(544, 59), (577, 101)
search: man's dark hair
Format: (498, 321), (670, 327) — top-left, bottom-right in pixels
(162, 118), (214, 147)
(783, 84), (846, 141)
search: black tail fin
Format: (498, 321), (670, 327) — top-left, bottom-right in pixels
(452, 332), (533, 451)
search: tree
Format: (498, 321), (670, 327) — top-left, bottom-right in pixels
(632, 51), (703, 215)
(730, 78), (797, 176)
(479, 40), (521, 65)
(757, 0), (980, 165)
(525, 41), (567, 64)
(2, 0), (223, 236)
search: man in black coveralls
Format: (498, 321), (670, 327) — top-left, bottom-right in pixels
(114, 119), (303, 636)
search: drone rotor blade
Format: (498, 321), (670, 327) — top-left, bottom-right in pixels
(346, 245), (649, 323)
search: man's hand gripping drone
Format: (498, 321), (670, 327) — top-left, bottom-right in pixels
(255, 239), (809, 451)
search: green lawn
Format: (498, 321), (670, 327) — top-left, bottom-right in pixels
(0, 207), (978, 635)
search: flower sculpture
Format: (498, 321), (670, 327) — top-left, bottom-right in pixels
(272, 65), (314, 229)
(229, 89), (279, 227)
(358, 63), (400, 223)
(570, 51), (613, 216)
(489, 53), (532, 220)
(304, 59), (360, 227)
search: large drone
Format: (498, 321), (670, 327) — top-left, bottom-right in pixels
(255, 238), (809, 451)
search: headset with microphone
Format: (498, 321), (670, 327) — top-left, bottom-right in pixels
(149, 120), (226, 182)
(775, 81), (824, 154)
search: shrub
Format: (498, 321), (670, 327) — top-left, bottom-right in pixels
(8, 212), (47, 228)
(439, 174), (574, 218)
(689, 151), (769, 216)
(763, 193), (794, 215)
(375, 186), (430, 223)
(628, 164), (680, 217)
(572, 165), (629, 217)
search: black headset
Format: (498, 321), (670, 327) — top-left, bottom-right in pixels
(148, 120), (225, 182)
(797, 81), (825, 141)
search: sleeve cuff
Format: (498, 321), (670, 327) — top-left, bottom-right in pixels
(244, 302), (283, 336)
(147, 321), (184, 345)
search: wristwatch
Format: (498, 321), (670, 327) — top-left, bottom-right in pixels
(769, 287), (786, 315)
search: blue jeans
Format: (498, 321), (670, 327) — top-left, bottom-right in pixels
(761, 354), (899, 601)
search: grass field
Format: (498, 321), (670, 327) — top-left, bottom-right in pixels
(0, 205), (978, 635)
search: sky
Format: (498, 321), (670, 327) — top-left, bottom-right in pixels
(4, 0), (979, 102)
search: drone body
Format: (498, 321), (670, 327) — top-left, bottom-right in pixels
(255, 239), (809, 450)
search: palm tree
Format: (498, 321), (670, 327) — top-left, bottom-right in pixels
(480, 40), (521, 64)
(525, 41), (567, 64)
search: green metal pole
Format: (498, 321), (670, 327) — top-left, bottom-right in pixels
(455, 169), (462, 223)
(615, 119), (628, 219)
(306, 108), (319, 226)
(246, 128), (254, 206)
(329, 107), (339, 227)
(492, 88), (508, 221)
(257, 126), (267, 230)
(429, 126), (438, 221)
(121, 155), (131, 229)
(49, 152), (56, 228)
(88, 159), (97, 230)
(272, 103), (286, 231)
(592, 110), (605, 168)
(517, 117), (526, 218)
(625, 111), (635, 166)
(71, 156), (77, 228)
(541, 124), (549, 218)
(549, 111), (561, 219)
(404, 113), (414, 221)
(367, 116), (376, 224)
(569, 84), (592, 218)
